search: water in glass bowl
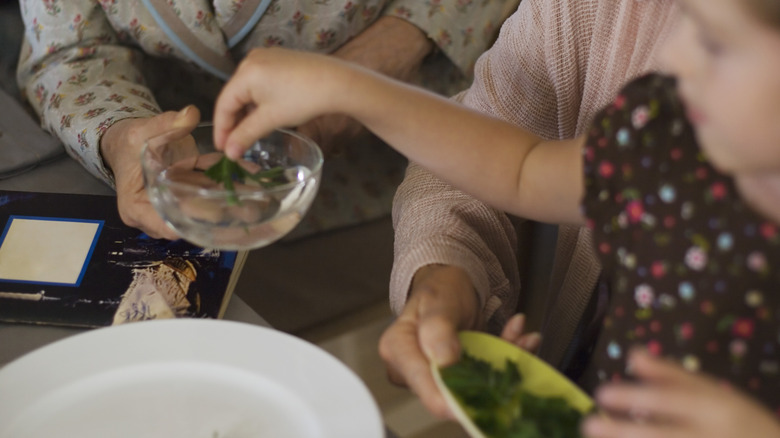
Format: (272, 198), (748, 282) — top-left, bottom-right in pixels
(143, 127), (322, 250)
(151, 166), (316, 250)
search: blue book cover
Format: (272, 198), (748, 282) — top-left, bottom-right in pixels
(0, 190), (244, 327)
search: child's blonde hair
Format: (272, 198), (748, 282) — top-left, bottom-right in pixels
(747, 0), (780, 28)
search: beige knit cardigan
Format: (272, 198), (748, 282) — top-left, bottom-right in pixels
(390, 0), (680, 368)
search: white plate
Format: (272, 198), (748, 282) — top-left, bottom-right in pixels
(0, 319), (383, 438)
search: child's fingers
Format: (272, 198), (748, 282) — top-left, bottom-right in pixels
(582, 412), (685, 438)
(629, 349), (681, 382)
(627, 349), (710, 390)
(222, 109), (276, 160)
(596, 350), (701, 417)
(213, 72), (258, 152)
(595, 381), (698, 422)
(593, 350), (740, 432)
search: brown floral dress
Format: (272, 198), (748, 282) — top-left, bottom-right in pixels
(579, 74), (780, 415)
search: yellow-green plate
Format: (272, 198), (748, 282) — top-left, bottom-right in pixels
(431, 331), (594, 438)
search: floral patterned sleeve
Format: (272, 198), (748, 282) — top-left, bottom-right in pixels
(384, 0), (519, 76)
(16, 0), (161, 187)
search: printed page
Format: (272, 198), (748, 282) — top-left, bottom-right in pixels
(0, 217), (101, 285)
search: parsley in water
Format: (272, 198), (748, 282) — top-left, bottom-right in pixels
(204, 156), (286, 205)
(440, 352), (584, 438)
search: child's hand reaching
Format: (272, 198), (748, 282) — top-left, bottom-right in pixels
(213, 47), (355, 160)
(212, 47), (586, 225)
(583, 349), (780, 438)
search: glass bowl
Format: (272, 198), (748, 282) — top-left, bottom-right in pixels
(142, 125), (323, 250)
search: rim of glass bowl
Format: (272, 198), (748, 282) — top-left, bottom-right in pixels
(141, 127), (323, 198)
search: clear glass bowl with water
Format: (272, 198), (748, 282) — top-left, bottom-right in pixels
(142, 125), (323, 250)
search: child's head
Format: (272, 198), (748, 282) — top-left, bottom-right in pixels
(660, 0), (780, 175)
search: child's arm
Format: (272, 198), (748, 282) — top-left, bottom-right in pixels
(213, 48), (586, 225)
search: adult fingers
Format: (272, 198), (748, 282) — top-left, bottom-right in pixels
(415, 290), (467, 367)
(170, 105), (201, 131)
(103, 106), (200, 170)
(378, 265), (480, 418)
(411, 265), (482, 367)
(500, 313), (527, 340)
(500, 313), (542, 353)
(140, 105), (201, 143)
(518, 332), (542, 353)
(117, 196), (179, 240)
(110, 113), (197, 241)
(378, 308), (453, 418)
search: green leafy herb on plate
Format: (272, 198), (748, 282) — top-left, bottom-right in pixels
(204, 156), (286, 205)
(440, 352), (585, 438)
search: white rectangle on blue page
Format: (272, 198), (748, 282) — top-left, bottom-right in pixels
(0, 216), (103, 286)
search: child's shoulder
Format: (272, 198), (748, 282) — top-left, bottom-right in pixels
(582, 72), (702, 229)
(618, 73), (680, 105)
(591, 73), (685, 142)
(584, 73), (695, 172)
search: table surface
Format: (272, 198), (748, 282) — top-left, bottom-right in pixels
(0, 155), (399, 438)
(0, 155), (270, 366)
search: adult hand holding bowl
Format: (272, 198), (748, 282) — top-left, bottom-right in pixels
(142, 124), (323, 250)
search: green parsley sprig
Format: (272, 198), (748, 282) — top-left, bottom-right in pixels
(204, 156), (286, 205)
(440, 352), (585, 438)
